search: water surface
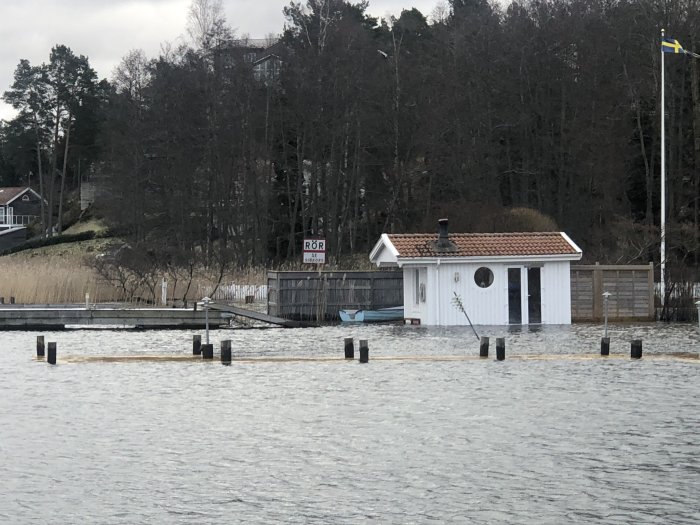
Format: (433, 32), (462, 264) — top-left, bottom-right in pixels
(1, 323), (699, 524)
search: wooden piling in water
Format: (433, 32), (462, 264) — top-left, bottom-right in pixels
(344, 337), (354, 359)
(221, 340), (232, 364)
(479, 336), (489, 358)
(631, 340), (643, 359)
(47, 342), (56, 365)
(193, 335), (202, 355)
(36, 335), (45, 358)
(202, 344), (214, 359)
(359, 340), (369, 363)
(601, 337), (610, 356)
(496, 338), (505, 361)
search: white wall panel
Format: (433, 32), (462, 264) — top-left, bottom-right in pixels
(541, 261), (572, 324)
(403, 267), (418, 319)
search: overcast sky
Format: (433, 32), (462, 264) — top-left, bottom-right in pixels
(0, 0), (440, 121)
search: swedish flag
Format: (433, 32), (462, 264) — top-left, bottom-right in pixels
(662, 37), (684, 53)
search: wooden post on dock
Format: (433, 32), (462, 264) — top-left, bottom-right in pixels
(601, 337), (610, 356)
(479, 336), (489, 358)
(10, 296), (14, 304)
(221, 340), (232, 365)
(202, 344), (214, 359)
(496, 338), (505, 361)
(36, 335), (45, 358)
(631, 340), (643, 359)
(193, 335), (202, 355)
(344, 337), (354, 359)
(47, 342), (56, 365)
(359, 340), (369, 363)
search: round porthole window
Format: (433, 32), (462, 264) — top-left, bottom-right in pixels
(474, 267), (494, 288)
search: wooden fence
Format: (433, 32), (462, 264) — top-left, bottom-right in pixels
(267, 265), (656, 323)
(267, 270), (403, 321)
(570, 263), (654, 322)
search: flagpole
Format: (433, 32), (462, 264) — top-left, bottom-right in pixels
(660, 28), (666, 307)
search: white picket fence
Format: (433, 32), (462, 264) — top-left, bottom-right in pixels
(653, 282), (700, 299)
(197, 283), (268, 302)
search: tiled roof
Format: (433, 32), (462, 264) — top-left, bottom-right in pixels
(0, 187), (29, 205)
(386, 232), (580, 258)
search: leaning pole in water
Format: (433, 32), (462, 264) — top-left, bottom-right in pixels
(452, 292), (480, 341)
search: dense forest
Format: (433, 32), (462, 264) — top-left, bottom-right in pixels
(1, 0), (700, 281)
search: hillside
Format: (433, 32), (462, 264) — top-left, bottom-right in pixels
(0, 219), (121, 304)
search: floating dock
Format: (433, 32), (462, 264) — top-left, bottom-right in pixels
(48, 352), (700, 365)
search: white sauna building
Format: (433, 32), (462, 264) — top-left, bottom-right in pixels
(369, 219), (583, 326)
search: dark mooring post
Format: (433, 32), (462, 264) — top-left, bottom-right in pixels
(193, 334), (202, 356)
(479, 336), (490, 358)
(359, 340), (369, 363)
(9, 296), (15, 304)
(221, 340), (232, 365)
(631, 340), (643, 359)
(202, 344), (214, 359)
(36, 335), (45, 358)
(601, 337), (610, 356)
(496, 338), (505, 361)
(47, 342), (57, 365)
(344, 337), (354, 359)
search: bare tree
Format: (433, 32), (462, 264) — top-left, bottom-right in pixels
(112, 49), (150, 102)
(187, 0), (226, 50)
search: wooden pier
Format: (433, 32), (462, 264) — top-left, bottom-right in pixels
(0, 305), (229, 330)
(0, 301), (311, 330)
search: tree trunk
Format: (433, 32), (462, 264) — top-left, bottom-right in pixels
(33, 122), (47, 238)
(57, 113), (72, 233)
(47, 100), (63, 238)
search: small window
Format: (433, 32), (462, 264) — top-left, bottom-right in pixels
(474, 267), (494, 288)
(22, 194), (30, 201)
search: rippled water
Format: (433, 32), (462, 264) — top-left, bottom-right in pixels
(1, 323), (699, 524)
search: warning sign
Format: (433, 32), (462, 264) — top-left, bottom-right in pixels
(303, 239), (326, 264)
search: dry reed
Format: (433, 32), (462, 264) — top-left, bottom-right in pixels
(0, 238), (377, 304)
(0, 251), (271, 305)
(0, 256), (122, 304)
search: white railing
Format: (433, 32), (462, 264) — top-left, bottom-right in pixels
(0, 215), (38, 226)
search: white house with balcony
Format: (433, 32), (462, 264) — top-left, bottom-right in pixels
(369, 219), (583, 326)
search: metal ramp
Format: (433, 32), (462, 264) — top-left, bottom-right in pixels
(206, 302), (315, 328)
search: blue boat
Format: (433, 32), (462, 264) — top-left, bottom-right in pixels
(338, 306), (404, 323)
